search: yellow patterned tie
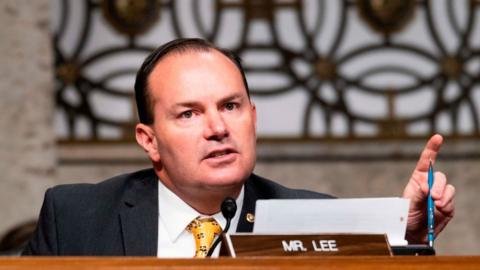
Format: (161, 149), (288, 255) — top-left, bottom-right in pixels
(187, 217), (223, 258)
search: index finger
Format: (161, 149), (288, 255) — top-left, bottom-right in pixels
(414, 134), (443, 173)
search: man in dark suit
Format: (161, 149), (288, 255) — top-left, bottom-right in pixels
(23, 38), (455, 257)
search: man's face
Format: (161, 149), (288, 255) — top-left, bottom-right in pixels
(140, 49), (257, 200)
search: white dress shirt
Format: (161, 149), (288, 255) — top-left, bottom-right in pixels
(156, 179), (244, 258)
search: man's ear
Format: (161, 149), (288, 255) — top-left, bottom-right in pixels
(252, 102), (256, 124)
(135, 123), (161, 162)
(250, 101), (257, 130)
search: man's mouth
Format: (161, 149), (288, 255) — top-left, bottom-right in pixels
(205, 148), (236, 159)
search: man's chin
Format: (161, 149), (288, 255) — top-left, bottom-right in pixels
(199, 172), (248, 190)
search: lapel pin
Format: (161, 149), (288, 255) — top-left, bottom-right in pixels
(246, 213), (255, 223)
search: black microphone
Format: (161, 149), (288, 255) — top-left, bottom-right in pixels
(206, 197), (237, 257)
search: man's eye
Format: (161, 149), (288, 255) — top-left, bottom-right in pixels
(180, 111), (193, 118)
(225, 103), (237, 111)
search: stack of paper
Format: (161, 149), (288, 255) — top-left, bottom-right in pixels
(253, 198), (409, 246)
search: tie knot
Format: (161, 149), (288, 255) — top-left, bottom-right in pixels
(187, 217), (222, 258)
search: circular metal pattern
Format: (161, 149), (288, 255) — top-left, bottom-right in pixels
(315, 58), (337, 81)
(441, 56), (464, 80)
(357, 0), (416, 34)
(101, 0), (160, 35)
(53, 0), (480, 140)
(56, 62), (80, 85)
(244, 0), (275, 20)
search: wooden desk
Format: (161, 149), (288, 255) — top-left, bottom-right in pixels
(1, 256), (479, 270)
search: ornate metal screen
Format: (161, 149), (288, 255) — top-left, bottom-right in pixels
(53, 0), (480, 141)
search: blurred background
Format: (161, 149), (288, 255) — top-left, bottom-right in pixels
(0, 0), (479, 255)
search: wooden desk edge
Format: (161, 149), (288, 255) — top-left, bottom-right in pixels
(1, 256), (479, 270)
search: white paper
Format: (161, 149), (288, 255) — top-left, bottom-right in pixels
(253, 198), (410, 246)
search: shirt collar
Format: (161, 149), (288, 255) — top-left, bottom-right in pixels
(158, 179), (244, 242)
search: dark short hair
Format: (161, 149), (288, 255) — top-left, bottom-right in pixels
(134, 38), (250, 125)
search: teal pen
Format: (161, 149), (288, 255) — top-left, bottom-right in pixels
(427, 160), (435, 248)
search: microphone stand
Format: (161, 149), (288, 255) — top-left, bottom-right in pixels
(206, 197), (237, 257)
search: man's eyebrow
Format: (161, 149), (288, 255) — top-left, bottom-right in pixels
(172, 101), (201, 109)
(218, 93), (245, 104)
(172, 93), (246, 109)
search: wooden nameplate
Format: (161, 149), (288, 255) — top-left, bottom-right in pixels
(220, 233), (392, 257)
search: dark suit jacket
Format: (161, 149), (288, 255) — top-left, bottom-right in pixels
(23, 168), (333, 256)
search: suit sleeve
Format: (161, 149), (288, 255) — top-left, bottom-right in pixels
(22, 188), (59, 255)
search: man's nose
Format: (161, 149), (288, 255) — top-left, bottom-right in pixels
(204, 111), (229, 141)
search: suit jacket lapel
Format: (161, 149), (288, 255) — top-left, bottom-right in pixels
(236, 176), (258, 232)
(119, 169), (159, 256)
